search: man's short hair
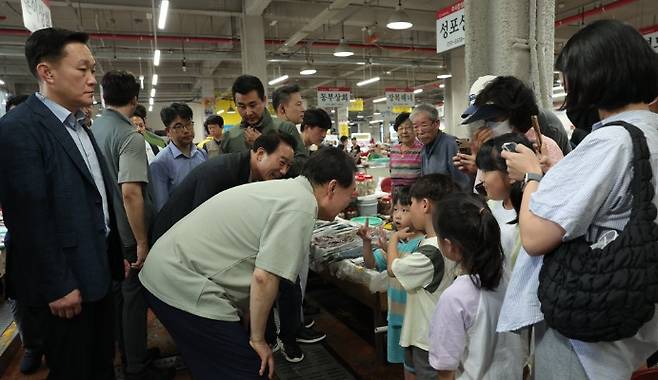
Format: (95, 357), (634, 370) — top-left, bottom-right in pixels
(101, 70), (140, 107)
(301, 108), (332, 131)
(160, 103), (193, 128)
(410, 104), (439, 123)
(410, 174), (457, 204)
(557, 19), (658, 112)
(5, 95), (29, 113)
(204, 115), (224, 134)
(340, 136), (349, 143)
(232, 75), (265, 101)
(252, 130), (297, 154)
(302, 147), (356, 188)
(25, 28), (90, 78)
(272, 84), (300, 111)
(133, 104), (147, 120)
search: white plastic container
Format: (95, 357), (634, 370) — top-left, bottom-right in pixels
(357, 195), (379, 216)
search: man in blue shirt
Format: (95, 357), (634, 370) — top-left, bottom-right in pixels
(411, 104), (471, 190)
(150, 103), (207, 210)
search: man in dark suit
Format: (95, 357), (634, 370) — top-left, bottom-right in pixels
(0, 28), (124, 380)
(150, 130), (296, 244)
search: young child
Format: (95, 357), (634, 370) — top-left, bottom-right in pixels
(428, 193), (524, 380)
(387, 174), (458, 380)
(357, 187), (424, 379)
(475, 133), (534, 270)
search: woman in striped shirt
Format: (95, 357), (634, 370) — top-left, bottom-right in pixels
(390, 113), (423, 190)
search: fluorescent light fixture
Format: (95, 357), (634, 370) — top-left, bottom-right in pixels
(333, 38), (354, 57)
(148, 105), (153, 112)
(157, 0), (169, 30)
(373, 112), (381, 116)
(436, 74), (452, 79)
(350, 99), (357, 103)
(217, 109), (225, 115)
(139, 75), (144, 89)
(153, 49), (161, 66)
(439, 84), (445, 88)
(369, 119), (383, 124)
(373, 97), (386, 103)
(386, 3), (413, 30)
(413, 88), (423, 94)
(356, 62), (366, 65)
(0, 79), (5, 85)
(152, 74), (158, 86)
(357, 76), (380, 87)
(356, 115), (364, 119)
(268, 74), (289, 86)
(299, 67), (317, 76)
(150, 88), (156, 97)
(149, 97), (154, 105)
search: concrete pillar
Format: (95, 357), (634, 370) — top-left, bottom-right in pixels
(240, 14), (268, 93)
(444, 47), (468, 138)
(464, 0), (555, 114)
(200, 78), (214, 99)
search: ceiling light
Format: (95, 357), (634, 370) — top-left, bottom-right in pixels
(0, 79), (5, 85)
(373, 112), (381, 116)
(153, 49), (161, 66)
(217, 109), (225, 115)
(331, 109), (335, 113)
(149, 97), (154, 105)
(268, 74), (289, 86)
(300, 67), (317, 76)
(157, 0), (169, 30)
(152, 74), (158, 86)
(369, 119), (384, 124)
(436, 74), (452, 79)
(413, 88), (423, 94)
(439, 84), (445, 88)
(350, 99), (357, 103)
(357, 115), (364, 119)
(386, 1), (413, 30)
(150, 88), (156, 97)
(333, 38), (354, 57)
(148, 105), (153, 112)
(139, 75), (144, 89)
(356, 62), (366, 65)
(373, 97), (386, 103)
(357, 76), (380, 87)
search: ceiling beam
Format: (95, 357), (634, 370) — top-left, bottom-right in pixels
(279, 0), (357, 49)
(245, 0), (273, 16)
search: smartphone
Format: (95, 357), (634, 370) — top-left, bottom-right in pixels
(457, 138), (472, 155)
(531, 115), (542, 154)
(501, 142), (517, 152)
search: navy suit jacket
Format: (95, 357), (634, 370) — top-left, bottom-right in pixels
(0, 95), (123, 306)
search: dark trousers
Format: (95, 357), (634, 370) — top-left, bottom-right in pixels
(36, 292), (115, 380)
(113, 269), (148, 374)
(144, 289), (266, 380)
(277, 277), (303, 344)
(9, 299), (46, 353)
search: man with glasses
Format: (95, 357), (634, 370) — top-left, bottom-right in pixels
(411, 104), (471, 190)
(150, 103), (207, 210)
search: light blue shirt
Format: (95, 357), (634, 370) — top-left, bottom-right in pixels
(497, 110), (658, 380)
(149, 142), (207, 211)
(35, 93), (110, 234)
(420, 131), (472, 191)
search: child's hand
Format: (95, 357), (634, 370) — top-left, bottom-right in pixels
(356, 219), (372, 241)
(377, 226), (388, 252)
(393, 227), (414, 242)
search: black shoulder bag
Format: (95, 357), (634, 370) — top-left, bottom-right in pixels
(538, 121), (658, 342)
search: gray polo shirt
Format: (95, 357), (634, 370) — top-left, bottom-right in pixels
(139, 176), (318, 321)
(92, 108), (153, 257)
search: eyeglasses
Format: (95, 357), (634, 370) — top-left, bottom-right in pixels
(171, 120), (194, 131)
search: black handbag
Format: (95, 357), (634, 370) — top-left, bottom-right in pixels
(538, 121), (658, 342)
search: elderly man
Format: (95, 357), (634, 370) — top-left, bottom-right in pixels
(411, 104), (471, 190)
(139, 147), (356, 379)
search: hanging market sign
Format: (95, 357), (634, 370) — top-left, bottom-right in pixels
(436, 1), (465, 54)
(21, 0), (52, 32)
(641, 24), (658, 53)
(317, 87), (351, 108)
(385, 88), (415, 107)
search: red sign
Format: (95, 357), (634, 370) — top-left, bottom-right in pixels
(436, 0), (464, 19)
(317, 87), (351, 92)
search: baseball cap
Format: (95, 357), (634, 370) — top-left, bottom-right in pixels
(461, 75), (502, 124)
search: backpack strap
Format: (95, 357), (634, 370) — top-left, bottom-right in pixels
(415, 245), (445, 293)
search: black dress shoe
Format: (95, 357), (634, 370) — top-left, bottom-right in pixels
(19, 349), (43, 374)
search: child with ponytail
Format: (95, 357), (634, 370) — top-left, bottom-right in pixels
(428, 193), (524, 380)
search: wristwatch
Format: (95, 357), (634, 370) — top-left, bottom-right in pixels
(523, 172), (543, 189)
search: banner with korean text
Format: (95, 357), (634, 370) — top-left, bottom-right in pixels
(436, 1), (465, 54)
(21, 0), (52, 32)
(317, 87), (351, 108)
(385, 88), (415, 108)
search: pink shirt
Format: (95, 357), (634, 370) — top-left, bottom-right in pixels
(389, 140), (423, 188)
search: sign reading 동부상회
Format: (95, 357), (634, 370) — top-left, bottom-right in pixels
(317, 87), (351, 108)
(21, 0), (52, 32)
(436, 1), (465, 54)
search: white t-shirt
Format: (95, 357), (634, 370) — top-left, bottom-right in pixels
(488, 200), (520, 271)
(429, 275), (524, 379)
(392, 237), (457, 350)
